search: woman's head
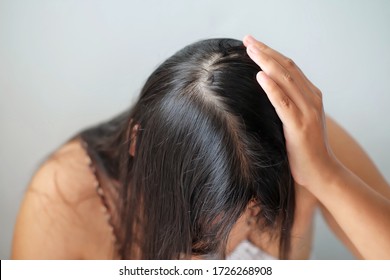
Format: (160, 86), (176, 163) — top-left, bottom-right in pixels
(101, 38), (295, 259)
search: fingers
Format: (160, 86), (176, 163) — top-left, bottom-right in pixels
(244, 35), (321, 99)
(244, 35), (298, 74)
(256, 71), (300, 127)
(244, 35), (296, 73)
(246, 42), (310, 113)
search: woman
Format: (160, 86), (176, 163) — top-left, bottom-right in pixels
(11, 36), (390, 259)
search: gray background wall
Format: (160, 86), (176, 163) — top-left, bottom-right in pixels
(1, 0), (389, 259)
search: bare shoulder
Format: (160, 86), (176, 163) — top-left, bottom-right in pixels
(12, 138), (115, 259)
(40, 139), (99, 202)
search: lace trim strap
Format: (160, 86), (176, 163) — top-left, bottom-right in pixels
(79, 138), (121, 257)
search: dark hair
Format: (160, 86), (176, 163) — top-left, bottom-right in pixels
(80, 38), (295, 259)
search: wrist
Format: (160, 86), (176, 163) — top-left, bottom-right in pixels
(304, 154), (346, 198)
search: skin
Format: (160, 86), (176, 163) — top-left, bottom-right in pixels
(11, 38), (390, 259)
(243, 35), (390, 259)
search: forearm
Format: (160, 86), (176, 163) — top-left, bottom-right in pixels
(243, 35), (390, 259)
(311, 160), (390, 259)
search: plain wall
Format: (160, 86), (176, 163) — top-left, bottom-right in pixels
(1, 0), (389, 259)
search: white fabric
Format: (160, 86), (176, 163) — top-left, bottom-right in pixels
(227, 240), (277, 260)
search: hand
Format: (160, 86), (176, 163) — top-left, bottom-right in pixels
(243, 36), (390, 260)
(243, 35), (340, 190)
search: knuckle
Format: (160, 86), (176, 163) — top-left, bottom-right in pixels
(285, 57), (296, 69)
(257, 42), (267, 51)
(262, 53), (271, 63)
(280, 96), (290, 108)
(283, 71), (294, 83)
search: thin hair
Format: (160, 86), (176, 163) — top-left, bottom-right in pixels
(79, 38), (295, 259)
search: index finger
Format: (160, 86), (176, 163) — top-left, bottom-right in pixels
(243, 35), (319, 95)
